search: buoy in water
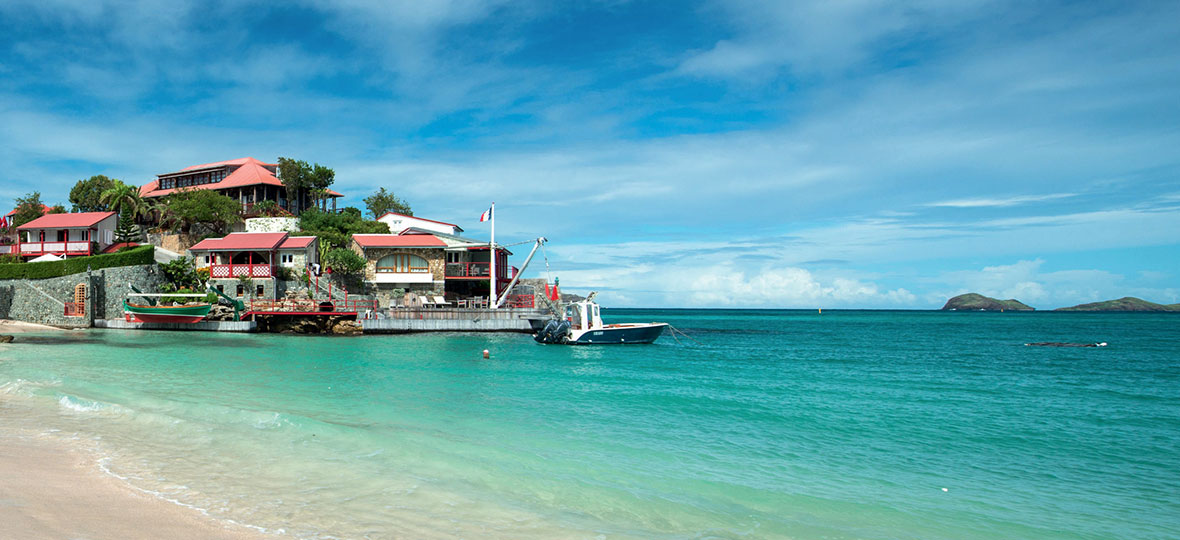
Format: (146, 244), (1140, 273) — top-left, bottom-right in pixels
(482, 349), (490, 359)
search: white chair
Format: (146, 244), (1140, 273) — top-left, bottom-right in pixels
(433, 295), (451, 308)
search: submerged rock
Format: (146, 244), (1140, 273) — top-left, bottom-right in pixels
(0, 335), (13, 343)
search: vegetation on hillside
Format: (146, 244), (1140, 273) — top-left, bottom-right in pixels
(1054, 297), (1180, 312)
(941, 293), (1035, 311)
(296, 208), (389, 250)
(161, 188), (242, 234)
(278, 157), (336, 214)
(69, 175), (121, 212)
(363, 187), (412, 219)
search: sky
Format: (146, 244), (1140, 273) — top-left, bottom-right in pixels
(2, 0), (1178, 309)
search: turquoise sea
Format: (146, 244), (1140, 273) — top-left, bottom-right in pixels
(2, 310), (1178, 539)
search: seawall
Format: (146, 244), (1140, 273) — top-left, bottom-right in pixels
(0, 264), (168, 328)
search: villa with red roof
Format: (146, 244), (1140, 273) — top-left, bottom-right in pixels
(351, 227), (515, 303)
(188, 232), (318, 299)
(139, 157), (343, 217)
(13, 211), (117, 258)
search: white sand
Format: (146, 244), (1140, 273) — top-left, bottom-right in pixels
(0, 319), (69, 334)
(0, 432), (279, 540)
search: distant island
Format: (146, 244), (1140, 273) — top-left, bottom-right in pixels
(941, 293), (1035, 311)
(1054, 297), (1180, 312)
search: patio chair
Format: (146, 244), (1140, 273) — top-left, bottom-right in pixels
(433, 296), (451, 308)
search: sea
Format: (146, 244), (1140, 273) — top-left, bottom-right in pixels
(1, 309), (1178, 539)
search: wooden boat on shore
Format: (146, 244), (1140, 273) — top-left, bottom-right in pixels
(123, 293), (212, 323)
(535, 295), (667, 345)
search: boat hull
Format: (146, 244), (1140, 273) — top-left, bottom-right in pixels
(569, 323), (667, 345)
(123, 301), (212, 324)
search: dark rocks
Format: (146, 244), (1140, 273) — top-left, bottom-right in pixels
(0, 335), (13, 343)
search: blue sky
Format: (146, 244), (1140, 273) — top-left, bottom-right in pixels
(2, 0), (1178, 308)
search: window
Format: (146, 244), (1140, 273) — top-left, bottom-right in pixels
(376, 253), (429, 273)
(236, 285), (244, 297)
(280, 253), (294, 264)
(446, 252), (461, 263)
(256, 285), (265, 298)
(204, 255), (210, 264)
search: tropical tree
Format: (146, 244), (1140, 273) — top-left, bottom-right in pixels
(99, 181), (145, 218)
(322, 248), (366, 275)
(164, 189), (242, 234)
(10, 192), (48, 228)
(69, 175), (119, 212)
(277, 157), (336, 214)
(363, 187), (412, 218)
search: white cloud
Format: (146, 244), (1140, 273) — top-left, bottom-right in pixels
(926, 193), (1076, 208)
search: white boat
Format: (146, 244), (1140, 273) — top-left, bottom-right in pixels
(534, 294), (667, 345)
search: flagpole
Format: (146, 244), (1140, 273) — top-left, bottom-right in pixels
(489, 202), (496, 309)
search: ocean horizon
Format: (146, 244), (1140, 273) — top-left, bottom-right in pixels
(2, 309), (1178, 539)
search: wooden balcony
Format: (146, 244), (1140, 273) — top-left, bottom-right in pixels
(445, 262), (518, 281)
(210, 264), (273, 278)
(18, 241), (94, 257)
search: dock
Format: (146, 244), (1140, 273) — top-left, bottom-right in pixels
(362, 308), (548, 334)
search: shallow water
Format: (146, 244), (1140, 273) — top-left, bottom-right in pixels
(2, 310), (1178, 539)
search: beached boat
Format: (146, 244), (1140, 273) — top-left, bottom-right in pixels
(534, 295), (667, 345)
(123, 293), (212, 323)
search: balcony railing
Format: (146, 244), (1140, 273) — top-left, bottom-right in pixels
(0, 245), (12, 254)
(445, 262), (517, 280)
(210, 264), (273, 278)
(18, 241), (94, 256)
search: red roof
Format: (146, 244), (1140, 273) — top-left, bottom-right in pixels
(180, 157), (276, 172)
(377, 211), (462, 231)
(279, 236), (316, 249)
(5, 205), (52, 218)
(189, 232), (289, 252)
(352, 234), (446, 249)
(141, 158), (285, 198)
(17, 211), (116, 230)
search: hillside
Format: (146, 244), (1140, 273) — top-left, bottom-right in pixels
(941, 293), (1034, 311)
(1054, 297), (1180, 312)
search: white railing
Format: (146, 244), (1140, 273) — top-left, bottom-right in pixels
(19, 241), (92, 254)
(210, 264), (272, 278)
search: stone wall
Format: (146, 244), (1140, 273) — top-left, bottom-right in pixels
(0, 263), (167, 326)
(207, 277), (278, 302)
(245, 218), (300, 233)
(146, 233), (205, 255)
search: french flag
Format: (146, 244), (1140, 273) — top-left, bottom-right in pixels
(479, 205), (493, 222)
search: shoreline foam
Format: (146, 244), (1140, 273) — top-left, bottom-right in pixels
(0, 426), (277, 540)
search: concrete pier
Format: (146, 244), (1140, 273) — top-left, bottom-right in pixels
(362, 318), (534, 333)
(95, 319), (257, 332)
(362, 308), (548, 334)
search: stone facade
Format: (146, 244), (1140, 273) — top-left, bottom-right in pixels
(245, 217), (300, 233)
(146, 233), (205, 255)
(0, 264), (168, 327)
(353, 246), (444, 306)
(207, 277), (278, 301)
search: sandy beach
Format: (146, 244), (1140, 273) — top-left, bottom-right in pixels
(0, 319), (69, 334)
(0, 429), (275, 540)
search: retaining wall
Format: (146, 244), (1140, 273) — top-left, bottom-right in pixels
(0, 264), (168, 327)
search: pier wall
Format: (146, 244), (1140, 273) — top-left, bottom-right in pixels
(95, 319), (257, 332)
(362, 308), (548, 333)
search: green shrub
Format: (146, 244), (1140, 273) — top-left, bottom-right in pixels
(0, 245), (155, 280)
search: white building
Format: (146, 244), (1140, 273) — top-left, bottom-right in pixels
(376, 212), (463, 236)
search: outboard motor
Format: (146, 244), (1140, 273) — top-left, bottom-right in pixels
(534, 319), (571, 344)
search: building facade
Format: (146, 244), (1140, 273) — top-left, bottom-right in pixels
(14, 211), (118, 258)
(139, 157), (343, 218)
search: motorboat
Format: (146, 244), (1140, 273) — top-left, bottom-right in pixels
(534, 294), (667, 345)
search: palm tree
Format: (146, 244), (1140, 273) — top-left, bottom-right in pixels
(99, 182), (144, 218)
